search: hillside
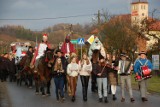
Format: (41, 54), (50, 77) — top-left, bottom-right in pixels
(0, 34), (35, 54)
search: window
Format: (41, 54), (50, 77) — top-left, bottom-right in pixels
(142, 13), (144, 16)
(141, 5), (143, 9)
(135, 17), (137, 21)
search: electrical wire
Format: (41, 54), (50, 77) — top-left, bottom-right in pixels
(0, 14), (94, 21)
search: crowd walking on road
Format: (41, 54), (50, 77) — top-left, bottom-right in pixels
(0, 34), (153, 104)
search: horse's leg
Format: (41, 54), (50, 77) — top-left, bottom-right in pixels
(46, 79), (51, 96)
(35, 79), (40, 94)
(41, 81), (46, 96)
(34, 74), (40, 94)
(28, 73), (33, 88)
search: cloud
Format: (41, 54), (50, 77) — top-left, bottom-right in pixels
(0, 0), (159, 30)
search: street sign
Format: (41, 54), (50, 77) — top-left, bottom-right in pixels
(77, 38), (85, 45)
(87, 35), (95, 44)
(71, 39), (78, 44)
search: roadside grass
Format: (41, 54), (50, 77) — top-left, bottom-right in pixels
(130, 75), (160, 94)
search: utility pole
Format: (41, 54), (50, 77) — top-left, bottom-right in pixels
(98, 10), (101, 25)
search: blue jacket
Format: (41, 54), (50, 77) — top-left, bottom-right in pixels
(134, 58), (153, 75)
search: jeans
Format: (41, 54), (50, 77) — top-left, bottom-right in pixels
(97, 77), (108, 98)
(80, 76), (90, 99)
(54, 76), (64, 100)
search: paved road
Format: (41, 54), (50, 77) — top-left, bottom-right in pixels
(4, 78), (160, 107)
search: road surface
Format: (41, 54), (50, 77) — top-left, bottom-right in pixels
(2, 78), (160, 107)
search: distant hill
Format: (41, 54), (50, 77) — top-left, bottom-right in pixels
(0, 25), (41, 42)
(0, 34), (35, 54)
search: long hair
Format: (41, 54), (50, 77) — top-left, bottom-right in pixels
(81, 53), (90, 65)
(54, 58), (63, 71)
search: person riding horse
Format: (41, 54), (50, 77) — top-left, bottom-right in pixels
(30, 33), (54, 96)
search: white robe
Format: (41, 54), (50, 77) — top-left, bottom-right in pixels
(36, 43), (47, 59)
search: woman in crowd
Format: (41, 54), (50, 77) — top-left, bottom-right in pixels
(53, 58), (65, 102)
(67, 56), (79, 102)
(79, 53), (92, 101)
(108, 55), (118, 101)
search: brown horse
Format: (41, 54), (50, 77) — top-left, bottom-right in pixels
(16, 54), (34, 87)
(34, 48), (54, 96)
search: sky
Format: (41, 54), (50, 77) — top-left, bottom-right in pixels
(0, 0), (159, 31)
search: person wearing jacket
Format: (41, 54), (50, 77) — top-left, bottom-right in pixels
(79, 53), (92, 101)
(53, 58), (65, 102)
(67, 56), (79, 102)
(54, 50), (68, 92)
(134, 51), (153, 102)
(118, 53), (135, 102)
(95, 57), (109, 103)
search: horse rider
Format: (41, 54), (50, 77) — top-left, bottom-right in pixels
(30, 33), (51, 72)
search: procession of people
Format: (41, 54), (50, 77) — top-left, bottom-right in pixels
(0, 33), (153, 104)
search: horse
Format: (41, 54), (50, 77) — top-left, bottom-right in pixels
(88, 37), (106, 92)
(34, 48), (54, 96)
(0, 55), (10, 82)
(16, 53), (34, 88)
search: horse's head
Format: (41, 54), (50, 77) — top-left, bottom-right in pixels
(44, 48), (54, 67)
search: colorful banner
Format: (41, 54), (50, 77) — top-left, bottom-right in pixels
(152, 55), (159, 70)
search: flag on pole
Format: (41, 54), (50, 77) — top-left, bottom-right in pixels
(87, 35), (95, 44)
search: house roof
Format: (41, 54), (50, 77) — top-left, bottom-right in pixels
(131, 2), (148, 4)
(149, 20), (160, 31)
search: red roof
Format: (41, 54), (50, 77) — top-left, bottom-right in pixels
(149, 21), (160, 31)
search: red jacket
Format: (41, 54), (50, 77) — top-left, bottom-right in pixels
(61, 42), (76, 56)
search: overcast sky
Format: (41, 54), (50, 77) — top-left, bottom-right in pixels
(0, 0), (159, 30)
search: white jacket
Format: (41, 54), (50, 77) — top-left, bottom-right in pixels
(67, 62), (80, 77)
(79, 60), (92, 76)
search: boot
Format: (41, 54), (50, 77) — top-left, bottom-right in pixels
(104, 97), (108, 103)
(71, 96), (75, 102)
(83, 87), (87, 101)
(142, 97), (148, 102)
(99, 98), (103, 102)
(121, 98), (125, 102)
(113, 95), (117, 101)
(130, 98), (135, 102)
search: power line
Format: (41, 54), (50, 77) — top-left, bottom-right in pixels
(0, 14), (94, 21)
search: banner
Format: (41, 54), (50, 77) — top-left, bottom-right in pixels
(152, 55), (159, 70)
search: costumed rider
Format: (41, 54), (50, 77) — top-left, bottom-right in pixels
(30, 33), (51, 72)
(61, 34), (76, 59)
